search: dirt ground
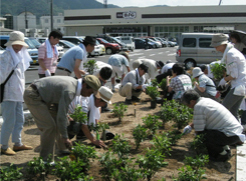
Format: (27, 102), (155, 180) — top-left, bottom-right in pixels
(0, 92), (237, 181)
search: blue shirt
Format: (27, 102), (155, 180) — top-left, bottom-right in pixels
(58, 44), (86, 72)
(108, 54), (129, 67)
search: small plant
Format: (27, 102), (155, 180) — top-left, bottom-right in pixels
(146, 86), (160, 100)
(210, 62), (226, 80)
(173, 104), (193, 130)
(151, 132), (172, 156)
(190, 134), (208, 155)
(111, 134), (131, 158)
(151, 78), (159, 87)
(137, 148), (168, 181)
(158, 78), (167, 91)
(0, 164), (23, 180)
(83, 59), (98, 75)
(98, 122), (110, 141)
(70, 105), (88, 124)
(159, 101), (175, 128)
(166, 130), (184, 146)
(142, 114), (162, 135)
(112, 103), (128, 122)
(132, 124), (148, 150)
(111, 164), (143, 181)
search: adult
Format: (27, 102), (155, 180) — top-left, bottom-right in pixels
(108, 52), (131, 92)
(192, 67), (217, 101)
(67, 86), (113, 148)
(23, 75), (101, 161)
(38, 30), (63, 78)
(230, 33), (246, 54)
(132, 59), (164, 81)
(166, 63), (192, 100)
(182, 90), (245, 162)
(56, 36), (96, 78)
(200, 64), (208, 76)
(119, 63), (148, 104)
(210, 33), (246, 121)
(0, 31), (33, 155)
(156, 60), (174, 83)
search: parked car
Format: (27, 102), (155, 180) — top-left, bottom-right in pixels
(62, 36), (84, 45)
(176, 33), (223, 69)
(0, 46), (5, 55)
(134, 38), (155, 49)
(155, 37), (168, 47)
(29, 37), (41, 49)
(96, 39), (106, 56)
(96, 38), (121, 54)
(115, 36), (135, 51)
(97, 34), (128, 51)
(148, 38), (161, 48)
(148, 37), (162, 48)
(58, 40), (76, 53)
(168, 41), (176, 47)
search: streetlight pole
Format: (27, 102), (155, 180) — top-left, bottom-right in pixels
(219, 0), (222, 5)
(50, 0), (53, 31)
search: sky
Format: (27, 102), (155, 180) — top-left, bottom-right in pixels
(96, 0), (246, 7)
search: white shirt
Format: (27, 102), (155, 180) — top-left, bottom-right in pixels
(133, 59), (158, 79)
(93, 61), (113, 77)
(161, 63), (175, 74)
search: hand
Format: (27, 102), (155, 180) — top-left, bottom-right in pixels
(45, 69), (51, 77)
(92, 140), (106, 148)
(218, 78), (226, 86)
(194, 81), (199, 86)
(63, 138), (72, 149)
(183, 125), (192, 135)
(166, 76), (171, 82)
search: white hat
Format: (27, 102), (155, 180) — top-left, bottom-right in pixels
(192, 67), (204, 78)
(210, 33), (229, 47)
(95, 86), (113, 104)
(4, 31), (29, 48)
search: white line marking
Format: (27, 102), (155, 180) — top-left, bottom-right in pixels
(168, 53), (176, 56)
(149, 54), (155, 56)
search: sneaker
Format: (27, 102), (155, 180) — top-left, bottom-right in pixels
(125, 99), (132, 105)
(132, 96), (140, 102)
(209, 152), (231, 162)
(13, 144), (33, 151)
(112, 89), (116, 93)
(1, 148), (16, 155)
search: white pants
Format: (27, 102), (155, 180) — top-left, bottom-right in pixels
(1, 101), (24, 149)
(111, 65), (125, 77)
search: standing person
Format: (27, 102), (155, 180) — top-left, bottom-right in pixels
(38, 30), (63, 78)
(108, 52), (131, 92)
(23, 75), (101, 161)
(192, 67), (218, 101)
(119, 64), (148, 104)
(166, 63), (192, 101)
(0, 31), (33, 155)
(182, 90), (245, 162)
(210, 34), (246, 121)
(229, 33), (246, 54)
(56, 36), (96, 78)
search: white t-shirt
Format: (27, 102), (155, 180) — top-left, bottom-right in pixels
(161, 63), (175, 74)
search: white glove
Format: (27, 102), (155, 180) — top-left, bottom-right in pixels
(218, 78), (226, 87)
(45, 69), (51, 77)
(183, 125), (192, 135)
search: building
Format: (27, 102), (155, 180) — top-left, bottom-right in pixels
(63, 5), (246, 38)
(39, 13), (65, 34)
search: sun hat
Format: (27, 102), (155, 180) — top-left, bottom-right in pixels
(210, 34), (229, 47)
(83, 36), (96, 46)
(4, 31), (29, 48)
(95, 86), (113, 104)
(192, 67), (204, 78)
(138, 63), (148, 73)
(84, 75), (101, 93)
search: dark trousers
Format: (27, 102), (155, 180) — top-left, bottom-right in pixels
(198, 130), (240, 157)
(38, 73), (55, 78)
(155, 69), (172, 83)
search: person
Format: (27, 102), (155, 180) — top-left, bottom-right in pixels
(230, 33), (246, 54)
(108, 52), (131, 92)
(156, 60), (174, 83)
(210, 33), (246, 121)
(119, 63), (148, 104)
(38, 30), (63, 78)
(132, 59), (164, 81)
(200, 64), (208, 76)
(23, 75), (101, 161)
(182, 90), (245, 162)
(67, 86), (113, 148)
(0, 31), (33, 155)
(192, 67), (218, 101)
(55, 36), (96, 78)
(166, 63), (192, 101)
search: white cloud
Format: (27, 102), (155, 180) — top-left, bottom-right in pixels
(97, 0), (246, 7)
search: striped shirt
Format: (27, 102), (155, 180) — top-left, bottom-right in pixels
(193, 97), (243, 137)
(38, 42), (58, 74)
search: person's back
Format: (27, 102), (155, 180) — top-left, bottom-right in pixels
(121, 70), (135, 86)
(108, 54), (128, 67)
(170, 74), (192, 99)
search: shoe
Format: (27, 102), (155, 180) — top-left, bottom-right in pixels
(1, 148), (16, 155)
(209, 152), (231, 162)
(102, 107), (113, 113)
(132, 96), (140, 102)
(13, 144), (33, 151)
(125, 99), (132, 105)
(112, 89), (116, 93)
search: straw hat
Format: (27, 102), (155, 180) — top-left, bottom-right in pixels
(192, 67), (204, 78)
(95, 86), (113, 104)
(210, 34), (229, 47)
(4, 31), (28, 48)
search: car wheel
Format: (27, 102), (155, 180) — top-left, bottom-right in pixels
(185, 59), (196, 70)
(106, 48), (113, 55)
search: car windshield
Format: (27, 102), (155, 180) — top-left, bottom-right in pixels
(24, 39), (35, 49)
(29, 38), (41, 47)
(99, 38), (109, 43)
(62, 40), (76, 47)
(112, 37), (121, 44)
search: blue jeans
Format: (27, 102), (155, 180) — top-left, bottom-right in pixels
(0, 101), (24, 149)
(222, 88), (244, 121)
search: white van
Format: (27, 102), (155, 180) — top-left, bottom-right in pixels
(176, 33), (224, 69)
(115, 36), (135, 51)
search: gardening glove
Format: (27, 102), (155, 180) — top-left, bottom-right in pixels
(218, 78), (226, 87)
(45, 69), (51, 77)
(183, 125), (192, 135)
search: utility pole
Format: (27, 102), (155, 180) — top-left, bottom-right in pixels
(104, 0), (107, 8)
(50, 0), (53, 31)
(25, 7), (28, 29)
(219, 0), (222, 5)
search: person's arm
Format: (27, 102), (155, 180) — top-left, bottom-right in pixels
(126, 66), (131, 72)
(224, 75), (235, 82)
(194, 81), (206, 92)
(166, 76), (173, 92)
(81, 124), (106, 148)
(74, 59), (84, 78)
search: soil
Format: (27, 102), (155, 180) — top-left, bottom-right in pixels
(0, 92), (237, 181)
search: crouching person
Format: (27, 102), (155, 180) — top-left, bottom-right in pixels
(119, 63), (148, 104)
(67, 86), (113, 148)
(182, 90), (245, 162)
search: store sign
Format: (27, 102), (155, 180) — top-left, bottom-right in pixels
(116, 11), (137, 19)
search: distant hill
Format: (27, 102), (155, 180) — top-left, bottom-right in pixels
(1, 0), (120, 17)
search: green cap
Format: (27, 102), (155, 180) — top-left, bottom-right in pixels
(84, 75), (101, 92)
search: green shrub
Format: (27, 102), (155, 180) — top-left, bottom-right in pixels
(0, 164), (23, 180)
(132, 124), (148, 150)
(83, 59), (98, 75)
(190, 134), (208, 155)
(70, 105), (88, 124)
(146, 86), (160, 100)
(142, 114), (162, 135)
(210, 62), (226, 80)
(152, 132), (172, 156)
(158, 78), (167, 91)
(111, 134), (131, 158)
(112, 103), (128, 122)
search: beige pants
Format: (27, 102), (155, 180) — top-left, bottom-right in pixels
(55, 68), (71, 76)
(119, 82), (142, 100)
(23, 86), (66, 161)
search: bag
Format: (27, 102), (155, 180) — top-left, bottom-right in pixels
(0, 69), (15, 103)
